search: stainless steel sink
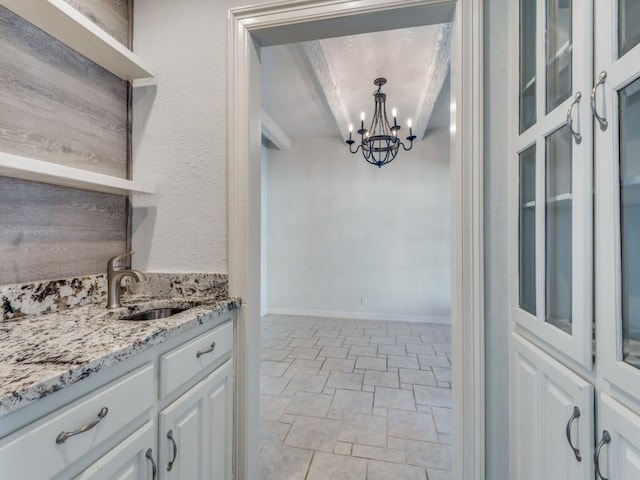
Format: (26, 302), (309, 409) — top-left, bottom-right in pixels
(120, 307), (187, 321)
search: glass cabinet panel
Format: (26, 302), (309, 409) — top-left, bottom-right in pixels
(520, 0), (537, 132)
(520, 146), (537, 314)
(619, 0), (640, 58)
(545, 125), (572, 334)
(620, 77), (640, 368)
(546, 0), (572, 113)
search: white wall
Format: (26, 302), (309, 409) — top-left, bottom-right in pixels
(131, 0), (229, 272)
(265, 130), (451, 322)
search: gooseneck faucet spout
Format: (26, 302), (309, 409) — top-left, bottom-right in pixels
(106, 252), (146, 309)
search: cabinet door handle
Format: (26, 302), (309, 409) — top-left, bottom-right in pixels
(566, 91), (583, 144)
(594, 430), (611, 480)
(196, 341), (216, 358)
(565, 406), (581, 461)
(55, 407), (109, 444)
(146, 448), (157, 480)
(167, 429), (178, 471)
(590, 71), (608, 131)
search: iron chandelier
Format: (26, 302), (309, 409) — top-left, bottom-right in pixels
(345, 77), (416, 167)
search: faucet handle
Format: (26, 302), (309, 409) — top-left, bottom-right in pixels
(108, 252), (134, 272)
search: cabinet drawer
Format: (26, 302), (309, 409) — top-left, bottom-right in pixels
(0, 364), (154, 480)
(160, 320), (233, 398)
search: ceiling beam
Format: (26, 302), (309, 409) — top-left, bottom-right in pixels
(261, 109), (292, 150)
(292, 41), (351, 138)
(415, 23), (452, 139)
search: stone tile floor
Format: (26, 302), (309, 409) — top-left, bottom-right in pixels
(259, 314), (452, 480)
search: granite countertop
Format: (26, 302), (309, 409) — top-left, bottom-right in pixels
(0, 295), (241, 418)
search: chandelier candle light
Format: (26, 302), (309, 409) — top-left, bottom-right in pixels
(345, 77), (416, 167)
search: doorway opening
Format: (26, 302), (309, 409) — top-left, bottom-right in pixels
(258, 23), (454, 478)
(227, 1), (484, 479)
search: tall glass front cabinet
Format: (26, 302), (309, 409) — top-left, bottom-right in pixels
(511, 0), (640, 478)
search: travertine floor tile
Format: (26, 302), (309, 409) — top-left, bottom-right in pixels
(406, 441), (452, 470)
(355, 356), (387, 371)
(374, 386), (416, 411)
(284, 416), (339, 452)
(326, 371), (364, 391)
(413, 385), (452, 407)
(337, 412), (387, 447)
(285, 391), (332, 417)
(319, 346), (350, 358)
(260, 420), (291, 446)
(259, 444), (312, 480)
(351, 444), (405, 463)
(306, 452), (367, 480)
(286, 374), (328, 393)
(387, 409), (438, 442)
(388, 355), (419, 369)
(285, 359), (323, 375)
(330, 389), (373, 414)
(363, 369), (400, 388)
(432, 406), (453, 434)
(427, 468), (453, 480)
(432, 367), (452, 383)
(260, 375), (291, 396)
(260, 394), (291, 421)
(259, 315), (452, 480)
(399, 368), (436, 386)
(367, 460), (427, 480)
(320, 358), (355, 373)
(261, 360), (291, 376)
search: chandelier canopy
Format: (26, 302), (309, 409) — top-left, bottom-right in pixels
(345, 77), (416, 168)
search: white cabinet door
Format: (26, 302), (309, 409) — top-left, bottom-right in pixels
(595, 393), (640, 480)
(512, 0), (595, 369)
(512, 334), (594, 480)
(159, 360), (233, 480)
(75, 422), (156, 480)
(594, 0), (640, 402)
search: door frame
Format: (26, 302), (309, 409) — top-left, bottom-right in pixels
(227, 1), (485, 478)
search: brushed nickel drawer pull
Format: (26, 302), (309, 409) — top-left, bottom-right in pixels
(566, 91), (582, 144)
(594, 430), (611, 480)
(565, 406), (581, 461)
(196, 342), (216, 358)
(167, 429), (178, 471)
(146, 448), (157, 480)
(590, 71), (608, 131)
(55, 407), (109, 444)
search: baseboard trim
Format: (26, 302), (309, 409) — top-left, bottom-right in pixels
(265, 308), (451, 324)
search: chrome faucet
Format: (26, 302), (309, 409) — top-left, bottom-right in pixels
(106, 252), (146, 309)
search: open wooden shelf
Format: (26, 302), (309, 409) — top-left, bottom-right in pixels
(0, 0), (153, 81)
(0, 152), (154, 195)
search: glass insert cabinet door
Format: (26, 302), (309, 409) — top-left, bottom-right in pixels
(513, 0), (593, 369)
(594, 0), (640, 400)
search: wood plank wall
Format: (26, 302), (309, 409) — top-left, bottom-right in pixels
(0, 178), (127, 284)
(0, 2), (131, 285)
(62, 0), (130, 47)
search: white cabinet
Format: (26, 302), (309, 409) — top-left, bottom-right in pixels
(159, 360), (234, 480)
(512, 0), (640, 477)
(0, 365), (155, 480)
(0, 315), (235, 480)
(512, 0), (594, 369)
(512, 334), (594, 480)
(75, 422), (157, 480)
(594, 0), (640, 403)
(595, 393), (640, 480)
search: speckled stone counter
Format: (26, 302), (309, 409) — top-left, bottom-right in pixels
(0, 295), (241, 417)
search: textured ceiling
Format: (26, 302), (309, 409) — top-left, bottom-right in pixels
(261, 24), (451, 143)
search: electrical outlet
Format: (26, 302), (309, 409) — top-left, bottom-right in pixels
(361, 296), (368, 306)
